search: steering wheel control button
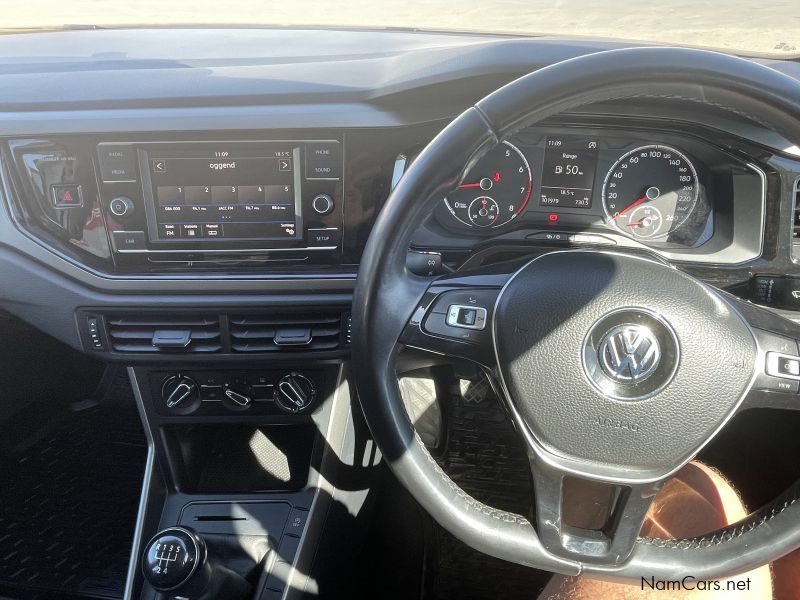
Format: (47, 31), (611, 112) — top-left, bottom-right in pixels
(422, 289), (498, 343)
(446, 305), (487, 330)
(754, 374), (799, 394)
(582, 309), (678, 401)
(753, 329), (800, 393)
(767, 353), (800, 378)
(752, 328), (800, 356)
(142, 527), (205, 592)
(50, 184), (83, 208)
(311, 193), (335, 215)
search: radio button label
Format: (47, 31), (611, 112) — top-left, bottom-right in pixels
(203, 224), (223, 238)
(160, 224), (179, 238)
(181, 223), (203, 238)
(98, 145), (138, 182)
(305, 142), (341, 180)
(112, 230), (146, 251)
(307, 227), (340, 247)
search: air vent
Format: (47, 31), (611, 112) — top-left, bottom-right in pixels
(229, 313), (343, 353)
(106, 314), (222, 354)
(794, 178), (800, 244)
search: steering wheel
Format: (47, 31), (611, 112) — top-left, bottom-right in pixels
(352, 47), (800, 580)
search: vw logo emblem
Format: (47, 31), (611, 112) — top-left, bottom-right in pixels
(582, 308), (679, 401)
(598, 325), (661, 383)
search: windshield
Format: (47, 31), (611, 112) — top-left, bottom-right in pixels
(6, 0), (800, 57)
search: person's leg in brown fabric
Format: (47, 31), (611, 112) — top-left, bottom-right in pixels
(537, 462), (773, 600)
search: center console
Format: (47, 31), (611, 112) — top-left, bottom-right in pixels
(127, 362), (374, 600)
(0, 126), (428, 600)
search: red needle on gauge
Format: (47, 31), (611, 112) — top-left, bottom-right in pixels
(613, 194), (649, 219)
(457, 182), (482, 189)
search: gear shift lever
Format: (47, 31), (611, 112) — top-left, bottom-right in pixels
(142, 527), (251, 600)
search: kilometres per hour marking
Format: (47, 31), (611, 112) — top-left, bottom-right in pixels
(602, 144), (699, 239)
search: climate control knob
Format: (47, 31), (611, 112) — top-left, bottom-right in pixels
(161, 375), (200, 414)
(222, 384), (253, 411)
(275, 373), (316, 413)
(109, 196), (135, 218)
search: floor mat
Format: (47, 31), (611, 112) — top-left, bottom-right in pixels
(0, 375), (146, 600)
(427, 375), (552, 600)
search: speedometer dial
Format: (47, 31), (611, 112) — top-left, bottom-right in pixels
(444, 141), (532, 228)
(602, 145), (699, 239)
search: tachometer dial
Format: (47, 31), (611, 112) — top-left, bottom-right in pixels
(444, 141), (532, 228)
(602, 145), (699, 239)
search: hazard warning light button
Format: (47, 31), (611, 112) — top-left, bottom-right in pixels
(50, 184), (83, 208)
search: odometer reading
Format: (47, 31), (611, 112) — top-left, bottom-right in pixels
(602, 145), (699, 239)
(444, 141), (532, 228)
(539, 137), (598, 209)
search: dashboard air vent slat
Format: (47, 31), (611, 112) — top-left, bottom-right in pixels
(229, 313), (343, 352)
(106, 315), (222, 354)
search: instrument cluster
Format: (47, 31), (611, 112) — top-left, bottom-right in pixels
(434, 125), (742, 251)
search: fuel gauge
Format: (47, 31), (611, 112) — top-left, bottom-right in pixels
(625, 205), (664, 238)
(468, 196), (500, 227)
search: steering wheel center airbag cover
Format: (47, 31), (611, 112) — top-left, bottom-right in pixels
(493, 251), (756, 481)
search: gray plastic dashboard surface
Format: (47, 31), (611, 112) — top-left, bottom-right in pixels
(0, 28), (795, 352)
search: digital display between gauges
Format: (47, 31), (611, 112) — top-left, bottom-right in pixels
(539, 137), (598, 209)
(444, 141), (532, 228)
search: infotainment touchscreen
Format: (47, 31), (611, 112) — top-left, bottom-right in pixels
(143, 143), (303, 243)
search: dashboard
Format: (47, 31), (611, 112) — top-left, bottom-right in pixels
(2, 122), (767, 280)
(426, 123), (765, 263)
(0, 28), (796, 362)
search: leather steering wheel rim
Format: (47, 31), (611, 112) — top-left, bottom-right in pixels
(352, 47), (800, 580)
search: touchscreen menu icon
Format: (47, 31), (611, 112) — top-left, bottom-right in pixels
(184, 186), (211, 204)
(211, 186), (237, 205)
(237, 185), (266, 204)
(157, 186), (184, 205)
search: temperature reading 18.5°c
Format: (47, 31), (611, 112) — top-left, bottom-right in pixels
(539, 137), (598, 209)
